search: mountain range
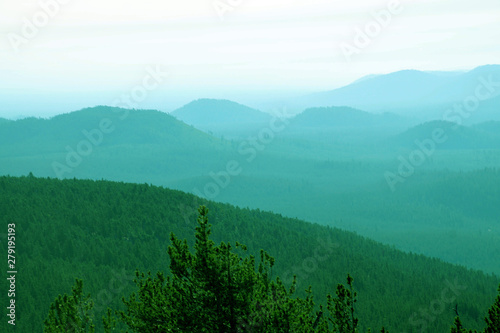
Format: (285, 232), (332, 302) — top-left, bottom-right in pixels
(1, 103), (500, 279)
(172, 98), (271, 126)
(292, 64), (500, 122)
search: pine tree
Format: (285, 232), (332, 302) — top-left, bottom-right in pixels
(120, 205), (310, 332)
(326, 274), (358, 332)
(119, 206), (378, 332)
(450, 316), (467, 333)
(43, 279), (95, 333)
(485, 284), (500, 333)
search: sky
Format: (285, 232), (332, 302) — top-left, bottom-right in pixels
(0, 0), (499, 118)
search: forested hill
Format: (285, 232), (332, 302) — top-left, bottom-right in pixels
(171, 98), (271, 126)
(391, 120), (500, 149)
(171, 98), (274, 138)
(0, 105), (221, 153)
(0, 175), (498, 332)
(0, 106), (235, 183)
(290, 106), (407, 129)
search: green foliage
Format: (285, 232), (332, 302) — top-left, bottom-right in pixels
(326, 274), (358, 332)
(103, 309), (117, 333)
(1, 175), (499, 331)
(1, 107), (500, 278)
(116, 206), (389, 332)
(43, 279), (95, 333)
(450, 317), (468, 333)
(485, 285), (500, 333)
(450, 285), (500, 333)
(44, 207), (500, 333)
(120, 206), (319, 332)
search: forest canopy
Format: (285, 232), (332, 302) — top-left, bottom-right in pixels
(44, 206), (500, 332)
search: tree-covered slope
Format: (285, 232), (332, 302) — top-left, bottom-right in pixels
(0, 175), (498, 332)
(0, 106), (236, 183)
(171, 98), (274, 139)
(171, 98), (271, 126)
(391, 120), (500, 149)
(1, 107), (500, 279)
(2, 106), (500, 279)
(290, 106), (406, 129)
(0, 106), (221, 153)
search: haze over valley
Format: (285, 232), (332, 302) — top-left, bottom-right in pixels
(1, 1), (500, 332)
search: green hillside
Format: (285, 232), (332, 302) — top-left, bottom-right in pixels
(1, 106), (500, 278)
(0, 106), (236, 183)
(473, 120), (500, 135)
(0, 175), (498, 332)
(392, 120), (500, 150)
(172, 98), (271, 126)
(171, 98), (273, 139)
(290, 106), (407, 129)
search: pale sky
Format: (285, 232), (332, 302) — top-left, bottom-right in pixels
(0, 0), (499, 118)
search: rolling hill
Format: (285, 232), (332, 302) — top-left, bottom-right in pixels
(171, 98), (273, 138)
(468, 95), (500, 123)
(391, 120), (500, 150)
(294, 65), (500, 119)
(474, 120), (500, 134)
(1, 106), (500, 281)
(0, 105), (236, 184)
(290, 106), (411, 130)
(172, 98), (271, 125)
(0, 175), (498, 332)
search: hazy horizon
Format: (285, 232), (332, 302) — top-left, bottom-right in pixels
(1, 63), (499, 121)
(3, 2), (500, 331)
(1, 0), (500, 118)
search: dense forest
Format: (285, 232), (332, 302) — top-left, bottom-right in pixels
(2, 0), (499, 329)
(1, 106), (500, 278)
(43, 206), (500, 332)
(0, 175), (498, 332)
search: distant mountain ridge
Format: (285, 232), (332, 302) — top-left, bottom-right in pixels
(170, 98), (275, 139)
(290, 106), (411, 129)
(172, 98), (272, 126)
(294, 65), (500, 119)
(391, 120), (500, 149)
(473, 120), (500, 134)
(1, 104), (500, 282)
